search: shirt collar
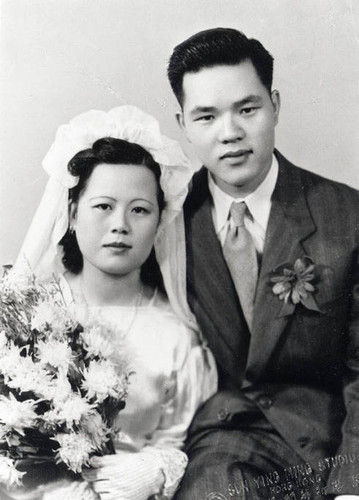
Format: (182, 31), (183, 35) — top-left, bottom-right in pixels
(208, 155), (279, 234)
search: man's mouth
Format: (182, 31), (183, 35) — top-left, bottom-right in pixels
(220, 149), (252, 160)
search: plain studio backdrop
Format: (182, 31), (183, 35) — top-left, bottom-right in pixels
(0, 0), (359, 266)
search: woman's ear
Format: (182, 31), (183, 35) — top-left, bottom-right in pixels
(69, 202), (78, 231)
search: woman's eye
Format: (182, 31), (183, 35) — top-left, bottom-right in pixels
(95, 204), (112, 211)
(132, 206), (149, 215)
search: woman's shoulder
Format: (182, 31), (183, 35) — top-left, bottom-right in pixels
(150, 288), (173, 312)
(147, 289), (181, 322)
(141, 290), (196, 344)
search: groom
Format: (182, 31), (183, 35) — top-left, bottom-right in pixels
(167, 28), (359, 499)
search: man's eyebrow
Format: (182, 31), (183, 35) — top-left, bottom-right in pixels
(238, 95), (263, 105)
(189, 95), (264, 116)
(189, 106), (217, 117)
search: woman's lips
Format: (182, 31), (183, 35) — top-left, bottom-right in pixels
(103, 242), (131, 249)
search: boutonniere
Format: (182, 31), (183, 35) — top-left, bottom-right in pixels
(270, 256), (321, 314)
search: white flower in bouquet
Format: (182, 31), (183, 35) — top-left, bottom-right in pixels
(0, 330), (8, 356)
(81, 360), (127, 403)
(44, 393), (96, 427)
(0, 343), (32, 379)
(36, 338), (74, 371)
(0, 456), (25, 487)
(53, 431), (95, 473)
(80, 324), (114, 359)
(0, 393), (38, 436)
(31, 299), (59, 331)
(79, 413), (110, 450)
(2, 269), (35, 294)
(51, 373), (73, 403)
(2, 347), (55, 399)
(31, 296), (76, 337)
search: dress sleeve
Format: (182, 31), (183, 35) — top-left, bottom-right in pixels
(81, 323), (218, 500)
(142, 322), (218, 498)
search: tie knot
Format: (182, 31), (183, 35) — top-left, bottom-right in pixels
(230, 201), (247, 227)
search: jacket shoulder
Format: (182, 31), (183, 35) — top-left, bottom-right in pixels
(184, 167), (209, 214)
(276, 150), (359, 207)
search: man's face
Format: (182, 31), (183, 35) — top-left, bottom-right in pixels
(177, 61), (280, 197)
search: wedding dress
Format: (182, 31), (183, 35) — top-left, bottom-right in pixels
(2, 276), (216, 500)
(61, 275), (217, 499)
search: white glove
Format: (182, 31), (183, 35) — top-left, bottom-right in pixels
(0, 479), (98, 500)
(82, 451), (165, 500)
(41, 479), (99, 500)
(335, 496), (359, 499)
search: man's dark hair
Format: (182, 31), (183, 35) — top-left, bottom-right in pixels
(59, 137), (165, 288)
(167, 27), (274, 106)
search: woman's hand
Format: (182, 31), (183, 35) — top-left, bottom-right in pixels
(82, 452), (165, 500)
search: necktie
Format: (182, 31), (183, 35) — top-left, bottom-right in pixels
(223, 201), (258, 331)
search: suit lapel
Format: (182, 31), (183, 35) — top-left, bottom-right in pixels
(247, 152), (317, 380)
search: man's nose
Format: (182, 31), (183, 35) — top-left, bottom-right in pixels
(218, 114), (245, 143)
(111, 210), (130, 234)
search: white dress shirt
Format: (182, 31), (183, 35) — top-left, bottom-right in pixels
(208, 155), (279, 255)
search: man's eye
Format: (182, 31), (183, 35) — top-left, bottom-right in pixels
(95, 204), (112, 211)
(132, 206), (149, 214)
(196, 115), (214, 122)
(241, 107), (257, 115)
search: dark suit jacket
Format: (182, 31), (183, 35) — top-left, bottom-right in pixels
(184, 150), (359, 494)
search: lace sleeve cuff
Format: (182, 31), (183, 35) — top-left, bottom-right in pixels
(142, 446), (188, 498)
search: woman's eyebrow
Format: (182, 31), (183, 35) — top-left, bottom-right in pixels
(89, 196), (116, 201)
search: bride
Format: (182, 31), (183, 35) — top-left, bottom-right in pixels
(7, 106), (217, 500)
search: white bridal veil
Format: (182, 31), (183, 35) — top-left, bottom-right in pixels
(12, 106), (197, 328)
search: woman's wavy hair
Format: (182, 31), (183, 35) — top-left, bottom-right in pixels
(59, 137), (165, 289)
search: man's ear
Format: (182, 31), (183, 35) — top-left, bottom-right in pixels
(271, 90), (281, 125)
(176, 111), (191, 143)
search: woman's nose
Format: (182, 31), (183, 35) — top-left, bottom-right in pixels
(218, 114), (245, 143)
(111, 210), (129, 234)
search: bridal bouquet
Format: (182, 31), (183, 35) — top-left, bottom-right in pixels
(0, 270), (131, 493)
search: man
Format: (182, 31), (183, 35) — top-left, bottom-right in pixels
(167, 28), (359, 499)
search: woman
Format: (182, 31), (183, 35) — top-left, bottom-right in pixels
(8, 106), (217, 499)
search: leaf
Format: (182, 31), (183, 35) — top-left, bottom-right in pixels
(301, 294), (322, 313)
(278, 301), (295, 318)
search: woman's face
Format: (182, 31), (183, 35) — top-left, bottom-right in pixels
(70, 163), (160, 278)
